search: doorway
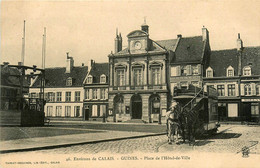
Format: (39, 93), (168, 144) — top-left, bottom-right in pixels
(131, 94), (142, 119)
(84, 106), (90, 120)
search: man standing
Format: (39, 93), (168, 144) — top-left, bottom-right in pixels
(166, 101), (180, 144)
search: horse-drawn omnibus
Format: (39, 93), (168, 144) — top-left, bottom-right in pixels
(168, 85), (220, 144)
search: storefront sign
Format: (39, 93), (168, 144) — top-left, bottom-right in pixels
(241, 99), (260, 102)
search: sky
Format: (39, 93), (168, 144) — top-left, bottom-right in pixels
(1, 0), (260, 68)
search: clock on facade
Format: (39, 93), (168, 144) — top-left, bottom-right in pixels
(134, 41), (142, 50)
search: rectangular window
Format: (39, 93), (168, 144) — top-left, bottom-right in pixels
(47, 106), (53, 117)
(217, 85), (225, 96)
(74, 106), (80, 117)
(31, 92), (36, 98)
(55, 106), (62, 117)
(65, 106), (71, 117)
(207, 70), (213, 78)
(92, 89), (98, 99)
(56, 92), (62, 102)
(256, 85), (260, 95)
(48, 92), (55, 102)
(245, 84), (251, 96)
(151, 67), (161, 85)
(65, 92), (71, 102)
(228, 103), (238, 117)
(181, 66), (188, 76)
(92, 105), (98, 116)
(228, 84), (236, 96)
(100, 75), (106, 83)
(251, 104), (259, 116)
(75, 91), (81, 102)
(228, 70), (233, 77)
(192, 65), (198, 75)
(100, 88), (106, 99)
(100, 105), (106, 116)
(117, 69), (125, 86)
(133, 68), (142, 86)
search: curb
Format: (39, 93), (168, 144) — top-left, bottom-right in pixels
(0, 132), (166, 154)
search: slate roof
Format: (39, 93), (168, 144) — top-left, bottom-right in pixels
(209, 47), (260, 77)
(173, 36), (204, 63)
(31, 66), (88, 88)
(88, 63), (109, 84)
(156, 39), (178, 51)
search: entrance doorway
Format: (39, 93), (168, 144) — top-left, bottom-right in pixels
(84, 106), (90, 120)
(131, 94), (142, 119)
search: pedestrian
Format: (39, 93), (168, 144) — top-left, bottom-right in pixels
(166, 100), (180, 144)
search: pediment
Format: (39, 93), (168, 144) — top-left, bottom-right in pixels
(127, 30), (148, 38)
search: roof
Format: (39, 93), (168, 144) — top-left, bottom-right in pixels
(209, 47), (260, 77)
(1, 65), (29, 88)
(88, 63), (109, 84)
(156, 39), (178, 51)
(173, 36), (204, 63)
(31, 66), (88, 88)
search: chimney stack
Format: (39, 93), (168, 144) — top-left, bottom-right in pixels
(66, 52), (74, 73)
(177, 34), (182, 38)
(114, 28), (122, 53)
(202, 26), (209, 42)
(237, 33), (243, 51)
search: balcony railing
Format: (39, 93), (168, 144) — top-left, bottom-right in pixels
(130, 86), (144, 90)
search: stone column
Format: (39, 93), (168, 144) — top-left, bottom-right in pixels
(141, 94), (150, 122)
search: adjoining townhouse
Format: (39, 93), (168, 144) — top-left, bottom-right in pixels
(169, 27), (211, 100)
(107, 22), (211, 124)
(83, 61), (109, 121)
(30, 53), (88, 118)
(204, 34), (260, 122)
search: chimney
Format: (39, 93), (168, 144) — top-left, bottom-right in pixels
(237, 33), (243, 51)
(114, 28), (122, 53)
(202, 26), (209, 41)
(88, 59), (95, 70)
(66, 52), (74, 73)
(237, 33), (243, 76)
(141, 18), (149, 34)
(177, 34), (182, 38)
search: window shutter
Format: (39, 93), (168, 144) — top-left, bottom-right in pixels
(97, 89), (100, 99)
(53, 93), (55, 101)
(241, 84), (245, 96)
(251, 83), (256, 95)
(105, 89), (108, 99)
(89, 89), (93, 100)
(187, 65), (192, 75)
(198, 64), (201, 75)
(176, 66), (181, 76)
(235, 84), (239, 96)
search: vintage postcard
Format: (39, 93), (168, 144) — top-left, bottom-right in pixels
(1, 0), (260, 168)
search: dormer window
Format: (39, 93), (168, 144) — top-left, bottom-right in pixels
(87, 75), (93, 84)
(206, 67), (213, 78)
(100, 74), (106, 84)
(226, 66), (234, 77)
(243, 66), (251, 76)
(66, 77), (72, 86)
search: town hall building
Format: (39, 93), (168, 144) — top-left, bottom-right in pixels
(107, 23), (211, 124)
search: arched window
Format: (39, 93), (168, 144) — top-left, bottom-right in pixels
(206, 67), (213, 78)
(66, 77), (72, 86)
(243, 66), (251, 76)
(244, 84), (251, 96)
(226, 66), (234, 77)
(100, 74), (106, 83)
(87, 75), (93, 84)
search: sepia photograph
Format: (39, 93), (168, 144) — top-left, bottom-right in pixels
(0, 0), (260, 167)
